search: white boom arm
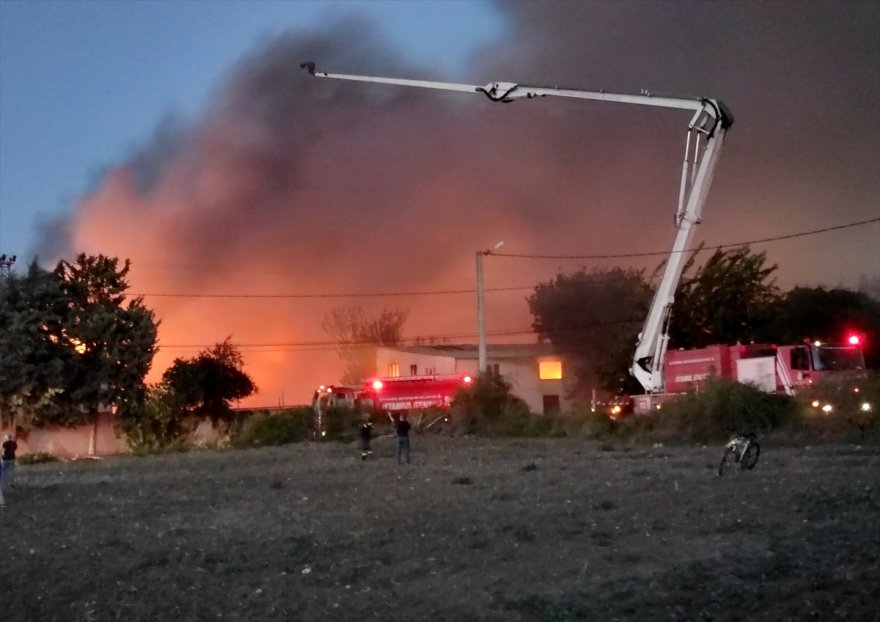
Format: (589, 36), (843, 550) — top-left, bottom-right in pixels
(301, 63), (733, 393)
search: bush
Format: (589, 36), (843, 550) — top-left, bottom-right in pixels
(624, 378), (799, 443)
(117, 384), (192, 452)
(19, 452), (59, 465)
(449, 373), (537, 436)
(790, 373), (880, 442)
(234, 408), (312, 448)
(322, 406), (365, 442)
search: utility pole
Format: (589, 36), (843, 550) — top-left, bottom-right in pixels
(476, 242), (504, 375)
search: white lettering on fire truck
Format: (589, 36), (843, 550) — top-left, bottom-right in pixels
(674, 373), (710, 383)
(668, 357), (717, 366)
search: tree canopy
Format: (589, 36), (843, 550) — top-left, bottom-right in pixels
(161, 338), (256, 426)
(774, 286), (880, 368)
(527, 267), (653, 396)
(0, 255), (158, 428)
(322, 306), (408, 383)
(669, 246), (781, 349)
(0, 261), (69, 427)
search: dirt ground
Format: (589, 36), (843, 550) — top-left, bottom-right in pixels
(1, 436), (878, 622)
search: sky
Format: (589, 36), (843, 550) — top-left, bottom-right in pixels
(1, 1), (878, 405)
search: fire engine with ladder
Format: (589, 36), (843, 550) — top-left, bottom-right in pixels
(301, 63), (866, 417)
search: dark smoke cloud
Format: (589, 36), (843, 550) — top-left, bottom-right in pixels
(37, 3), (880, 403)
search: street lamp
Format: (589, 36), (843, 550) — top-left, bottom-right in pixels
(476, 241), (504, 374)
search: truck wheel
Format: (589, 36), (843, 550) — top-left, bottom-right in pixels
(740, 442), (760, 470)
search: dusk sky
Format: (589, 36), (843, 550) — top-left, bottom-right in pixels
(1, 1), (878, 405)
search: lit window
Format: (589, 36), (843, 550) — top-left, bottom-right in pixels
(539, 360), (563, 380)
(388, 363), (400, 377)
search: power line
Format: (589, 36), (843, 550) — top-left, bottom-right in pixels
(156, 317), (645, 353)
(492, 217), (880, 260)
(132, 217), (878, 299)
(135, 285), (533, 300)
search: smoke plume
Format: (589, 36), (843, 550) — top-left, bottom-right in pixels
(37, 3), (880, 405)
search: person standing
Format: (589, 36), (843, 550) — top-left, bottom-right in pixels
(2, 434), (17, 491)
(393, 414), (411, 465)
(359, 415), (373, 460)
(0, 459), (5, 507)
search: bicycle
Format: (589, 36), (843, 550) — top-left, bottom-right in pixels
(718, 431), (760, 476)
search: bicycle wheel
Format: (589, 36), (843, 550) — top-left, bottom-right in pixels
(740, 441), (760, 470)
(718, 446), (736, 476)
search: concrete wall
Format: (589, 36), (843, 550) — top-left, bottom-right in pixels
(1, 412), (126, 458)
(375, 348), (457, 377)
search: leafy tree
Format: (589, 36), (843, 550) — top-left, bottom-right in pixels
(322, 306), (409, 383)
(774, 286), (880, 368)
(51, 254), (158, 426)
(115, 382), (189, 451)
(162, 338), (256, 427)
(669, 246), (781, 349)
(0, 261), (69, 428)
(527, 267), (653, 397)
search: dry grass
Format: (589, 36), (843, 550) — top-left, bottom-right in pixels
(1, 437), (878, 621)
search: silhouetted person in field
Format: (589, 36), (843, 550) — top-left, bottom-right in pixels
(393, 414), (411, 465)
(359, 414), (373, 460)
(1, 434), (16, 491)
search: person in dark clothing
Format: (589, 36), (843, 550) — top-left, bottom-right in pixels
(359, 415), (373, 460)
(393, 414), (411, 465)
(1, 434), (16, 491)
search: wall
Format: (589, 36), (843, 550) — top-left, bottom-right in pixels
(1, 412), (127, 458)
(375, 348), (457, 378)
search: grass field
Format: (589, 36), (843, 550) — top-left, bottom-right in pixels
(1, 437), (878, 621)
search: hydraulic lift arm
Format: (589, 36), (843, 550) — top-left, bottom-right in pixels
(301, 63), (733, 393)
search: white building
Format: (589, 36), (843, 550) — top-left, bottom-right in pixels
(373, 343), (573, 414)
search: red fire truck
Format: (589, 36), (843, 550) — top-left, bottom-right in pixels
(360, 374), (473, 412)
(629, 335), (867, 414)
(311, 374), (473, 435)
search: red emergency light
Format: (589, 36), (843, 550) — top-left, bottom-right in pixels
(372, 380), (383, 391)
(847, 333), (861, 346)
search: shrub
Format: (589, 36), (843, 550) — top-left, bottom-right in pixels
(19, 452), (59, 465)
(322, 406), (365, 442)
(234, 408), (312, 448)
(791, 373), (880, 442)
(628, 378), (799, 443)
(117, 383), (192, 452)
(449, 373), (536, 435)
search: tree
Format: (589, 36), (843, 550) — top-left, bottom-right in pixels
(449, 371), (531, 434)
(669, 246), (781, 349)
(527, 267), (653, 397)
(51, 254), (158, 426)
(115, 382), (189, 451)
(322, 306), (409, 383)
(0, 261), (69, 429)
(162, 338), (256, 427)
(774, 286), (880, 368)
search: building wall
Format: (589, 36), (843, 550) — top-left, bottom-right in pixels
(1, 412), (126, 458)
(375, 348), (457, 378)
